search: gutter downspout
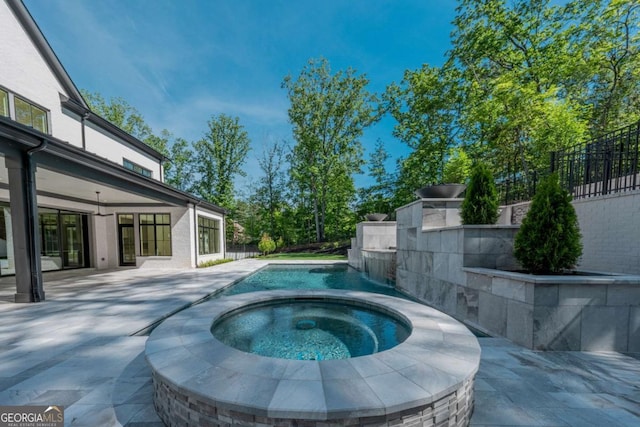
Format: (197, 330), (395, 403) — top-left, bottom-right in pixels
(80, 112), (89, 150)
(26, 139), (48, 302)
(193, 201), (201, 268)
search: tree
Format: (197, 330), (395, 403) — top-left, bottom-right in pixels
(164, 137), (194, 192)
(442, 147), (472, 184)
(283, 58), (380, 242)
(357, 140), (395, 218)
(514, 174), (582, 274)
(449, 0), (589, 176)
(460, 163), (500, 225)
(193, 114), (251, 207)
(565, 0), (640, 134)
(256, 140), (288, 240)
(81, 90), (154, 143)
(258, 233), (276, 255)
(386, 64), (463, 189)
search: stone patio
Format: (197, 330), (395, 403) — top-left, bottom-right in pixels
(0, 260), (638, 426)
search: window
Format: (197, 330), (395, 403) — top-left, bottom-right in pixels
(14, 96), (48, 133)
(198, 216), (220, 255)
(40, 212), (60, 257)
(0, 89), (8, 118)
(0, 87), (49, 133)
(123, 159), (152, 178)
(139, 214), (171, 256)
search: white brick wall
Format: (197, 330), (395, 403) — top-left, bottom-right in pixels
(0, 1), (162, 179)
(573, 190), (640, 274)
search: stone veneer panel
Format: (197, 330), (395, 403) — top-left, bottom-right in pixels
(630, 307), (640, 353)
(506, 300), (534, 348)
(580, 306), (630, 351)
(478, 292), (507, 337)
(533, 305), (583, 351)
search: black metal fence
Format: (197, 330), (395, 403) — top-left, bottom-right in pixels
(552, 121), (640, 199)
(496, 168), (548, 205)
(497, 121), (640, 204)
(226, 244), (261, 260)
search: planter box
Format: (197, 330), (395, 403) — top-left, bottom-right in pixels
(463, 268), (640, 351)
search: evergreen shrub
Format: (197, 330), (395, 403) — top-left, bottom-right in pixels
(460, 163), (499, 224)
(258, 233), (276, 255)
(514, 173), (582, 274)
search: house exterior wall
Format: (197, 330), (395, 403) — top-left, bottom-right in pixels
(127, 205), (194, 269)
(0, 0), (227, 296)
(194, 208), (226, 266)
(0, 188), (226, 272)
(0, 1), (162, 179)
(83, 122), (161, 179)
(572, 189), (640, 275)
(0, 1), (81, 147)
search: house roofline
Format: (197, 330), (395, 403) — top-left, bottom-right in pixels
(8, 0), (166, 162)
(5, 0), (88, 109)
(61, 96), (166, 161)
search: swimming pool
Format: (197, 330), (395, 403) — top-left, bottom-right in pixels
(217, 263), (404, 297)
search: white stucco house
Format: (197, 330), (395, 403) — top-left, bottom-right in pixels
(0, 0), (226, 302)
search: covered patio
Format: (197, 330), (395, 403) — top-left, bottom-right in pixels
(0, 117), (225, 303)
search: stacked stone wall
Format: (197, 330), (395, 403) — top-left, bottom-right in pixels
(153, 372), (475, 427)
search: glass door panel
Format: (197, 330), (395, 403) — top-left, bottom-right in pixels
(61, 213), (83, 268)
(118, 214), (136, 266)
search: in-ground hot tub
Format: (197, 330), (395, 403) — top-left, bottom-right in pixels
(211, 299), (411, 360)
(146, 290), (481, 426)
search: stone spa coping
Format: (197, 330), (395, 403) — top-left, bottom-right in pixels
(145, 289), (481, 423)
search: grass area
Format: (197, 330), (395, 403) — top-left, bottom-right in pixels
(260, 252), (347, 260)
(197, 258), (234, 268)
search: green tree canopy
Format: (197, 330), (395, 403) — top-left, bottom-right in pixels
(193, 114), (251, 208)
(283, 57), (380, 242)
(387, 0), (638, 197)
(82, 90), (157, 147)
(255, 140), (288, 241)
(356, 140), (395, 218)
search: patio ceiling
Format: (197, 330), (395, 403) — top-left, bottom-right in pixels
(0, 155), (166, 207)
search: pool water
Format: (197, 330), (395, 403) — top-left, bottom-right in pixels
(219, 264), (404, 298)
(211, 299), (411, 360)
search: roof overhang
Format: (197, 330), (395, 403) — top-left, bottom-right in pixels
(0, 117), (226, 215)
(61, 96), (166, 161)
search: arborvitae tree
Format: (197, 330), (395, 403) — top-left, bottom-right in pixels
(514, 174), (582, 274)
(460, 163), (499, 224)
(258, 233), (276, 256)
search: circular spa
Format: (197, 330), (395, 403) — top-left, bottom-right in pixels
(211, 299), (411, 360)
(146, 290), (481, 427)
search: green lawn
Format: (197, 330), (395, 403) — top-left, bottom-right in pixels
(260, 252), (347, 260)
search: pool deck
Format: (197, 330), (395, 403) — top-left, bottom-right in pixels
(0, 259), (638, 426)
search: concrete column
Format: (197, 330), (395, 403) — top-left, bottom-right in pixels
(5, 152), (44, 302)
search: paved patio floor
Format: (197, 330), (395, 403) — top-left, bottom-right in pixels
(0, 259), (638, 426)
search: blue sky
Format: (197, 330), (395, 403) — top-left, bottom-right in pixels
(24, 0), (457, 191)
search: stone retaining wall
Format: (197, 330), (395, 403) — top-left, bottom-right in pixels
(462, 268), (640, 351)
(393, 199), (640, 352)
(153, 371), (475, 427)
